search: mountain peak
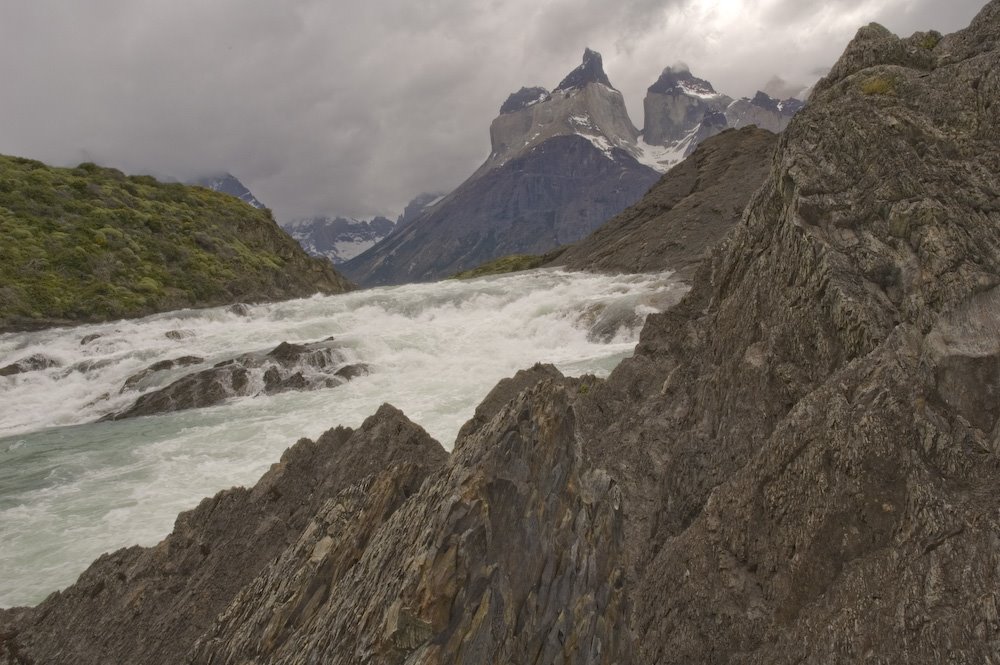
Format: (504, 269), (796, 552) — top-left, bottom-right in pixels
(500, 86), (551, 114)
(554, 48), (613, 92)
(647, 66), (719, 97)
(193, 173), (266, 210)
(750, 90), (780, 112)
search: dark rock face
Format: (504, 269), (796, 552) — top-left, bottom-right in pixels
(0, 354), (59, 377)
(341, 135), (659, 286)
(554, 47), (613, 91)
(393, 192), (446, 235)
(499, 86), (551, 114)
(190, 375), (626, 664)
(5, 5), (1000, 664)
(552, 126), (777, 278)
(586, 5), (1000, 661)
(1, 406), (447, 665)
(102, 339), (356, 420)
(120, 355), (204, 393)
(647, 65), (720, 96)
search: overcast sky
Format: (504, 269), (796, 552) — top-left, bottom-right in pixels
(0, 0), (986, 221)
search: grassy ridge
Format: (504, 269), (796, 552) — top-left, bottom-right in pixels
(450, 249), (565, 280)
(0, 156), (351, 330)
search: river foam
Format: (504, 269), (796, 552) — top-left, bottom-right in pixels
(0, 269), (684, 607)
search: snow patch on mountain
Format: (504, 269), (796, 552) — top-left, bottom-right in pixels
(635, 129), (698, 173)
(282, 216), (395, 264)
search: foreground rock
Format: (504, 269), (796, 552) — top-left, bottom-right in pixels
(578, 5), (1000, 661)
(551, 126), (777, 279)
(1, 406), (446, 665)
(3, 4), (1000, 663)
(102, 339), (366, 420)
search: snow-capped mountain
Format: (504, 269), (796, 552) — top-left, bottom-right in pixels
(477, 48), (642, 177)
(638, 66), (806, 171)
(725, 90), (804, 133)
(340, 52), (808, 286)
(192, 173), (266, 209)
(341, 49), (660, 286)
(282, 216), (395, 264)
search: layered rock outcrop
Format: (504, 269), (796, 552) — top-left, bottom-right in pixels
(3, 3), (1000, 663)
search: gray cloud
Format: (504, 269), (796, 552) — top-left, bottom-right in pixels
(0, 0), (987, 220)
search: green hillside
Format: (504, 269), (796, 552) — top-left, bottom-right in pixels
(0, 156), (352, 331)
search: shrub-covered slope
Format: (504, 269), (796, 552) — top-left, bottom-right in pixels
(0, 157), (352, 331)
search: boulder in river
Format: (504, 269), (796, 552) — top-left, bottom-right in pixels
(103, 339), (359, 420)
(0, 354), (59, 377)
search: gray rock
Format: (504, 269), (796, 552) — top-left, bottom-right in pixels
(189, 376), (627, 664)
(226, 303), (251, 317)
(724, 90), (803, 133)
(119, 355), (205, 393)
(2, 406), (446, 665)
(0, 354), (59, 377)
(341, 49), (658, 286)
(102, 339), (356, 419)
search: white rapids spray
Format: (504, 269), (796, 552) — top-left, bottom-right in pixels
(0, 269), (685, 607)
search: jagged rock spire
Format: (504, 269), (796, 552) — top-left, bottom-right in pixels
(555, 48), (614, 92)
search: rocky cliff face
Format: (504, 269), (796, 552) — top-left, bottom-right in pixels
(551, 126), (778, 278)
(482, 49), (641, 175)
(0, 405), (447, 665)
(4, 4), (1000, 663)
(341, 50), (659, 286)
(642, 66), (733, 146)
(341, 135), (659, 285)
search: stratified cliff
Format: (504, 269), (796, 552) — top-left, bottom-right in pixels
(3, 2), (1000, 663)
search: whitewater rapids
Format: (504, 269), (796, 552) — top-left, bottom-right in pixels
(0, 269), (685, 607)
